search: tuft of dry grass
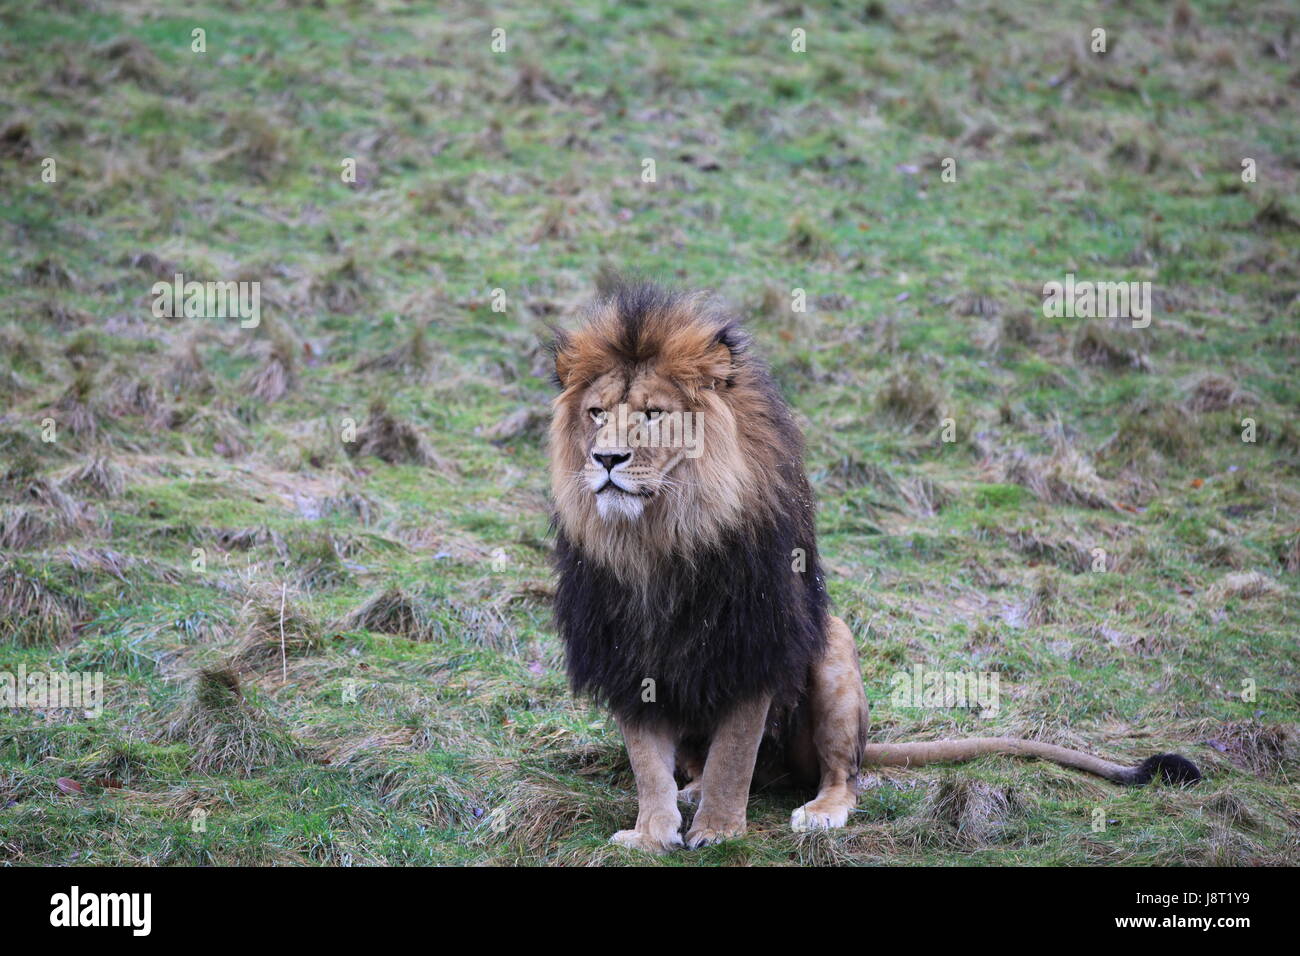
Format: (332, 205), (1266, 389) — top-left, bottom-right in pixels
(230, 583), (326, 672)
(291, 533), (352, 589)
(0, 560), (86, 645)
(999, 442), (1118, 510)
(876, 365), (944, 432)
(1101, 401), (1204, 471)
(22, 256), (75, 289)
(1206, 571), (1281, 604)
(904, 776), (1025, 847)
(1007, 530), (1092, 573)
(1200, 721), (1291, 776)
(310, 256), (372, 314)
(62, 546), (143, 582)
(97, 35), (162, 89)
(163, 335), (213, 396)
(165, 667), (298, 775)
(2, 476), (102, 545)
(0, 116), (36, 160)
(359, 754), (485, 830)
(46, 370), (104, 440)
(216, 109), (294, 182)
(1023, 569), (1062, 626)
(1184, 373), (1256, 413)
(1072, 322), (1151, 372)
(0, 507), (55, 551)
(62, 455), (126, 498)
(37, 301), (92, 330)
(241, 335), (297, 403)
(104, 376), (164, 421)
(177, 406), (250, 459)
(783, 215), (836, 261)
(900, 476), (954, 517)
(505, 63), (570, 104)
(481, 406), (547, 445)
(335, 586), (438, 641)
(1200, 790), (1259, 831)
(354, 321), (433, 375)
(477, 764), (623, 856)
(1251, 195), (1300, 232)
(0, 367), (33, 401)
(345, 399), (446, 468)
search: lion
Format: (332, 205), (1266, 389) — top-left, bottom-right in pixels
(547, 281), (1200, 853)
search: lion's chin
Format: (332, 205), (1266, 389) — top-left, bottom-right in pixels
(595, 490), (645, 522)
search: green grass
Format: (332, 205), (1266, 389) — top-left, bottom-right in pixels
(0, 0), (1297, 865)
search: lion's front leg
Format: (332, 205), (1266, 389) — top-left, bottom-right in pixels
(685, 695), (771, 849)
(610, 716), (683, 855)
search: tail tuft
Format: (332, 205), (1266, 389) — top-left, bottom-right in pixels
(1126, 752), (1201, 786)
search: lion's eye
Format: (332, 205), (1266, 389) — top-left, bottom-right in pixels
(588, 408), (607, 425)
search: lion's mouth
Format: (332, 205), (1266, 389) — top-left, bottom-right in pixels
(595, 480), (651, 499)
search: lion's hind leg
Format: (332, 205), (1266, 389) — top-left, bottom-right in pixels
(677, 750), (704, 806)
(790, 615), (869, 832)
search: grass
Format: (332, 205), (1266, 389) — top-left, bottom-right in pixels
(0, 0), (1297, 866)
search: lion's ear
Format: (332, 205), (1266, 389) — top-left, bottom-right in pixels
(547, 327), (574, 389)
(704, 324), (745, 387)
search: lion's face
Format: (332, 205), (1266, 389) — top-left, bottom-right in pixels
(548, 288), (776, 570)
(575, 369), (702, 522)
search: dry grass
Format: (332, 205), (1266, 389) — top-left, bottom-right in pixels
(903, 776), (1026, 848)
(0, 507), (56, 551)
(478, 763), (623, 856)
(1072, 323), (1151, 372)
(1023, 569), (1062, 626)
(875, 365), (944, 432)
(230, 583), (326, 671)
(309, 256), (372, 314)
(999, 443), (1118, 510)
(0, 560), (86, 645)
(241, 339), (297, 403)
(335, 586), (439, 641)
(345, 399), (446, 468)
(61, 455), (126, 498)
(783, 215), (836, 261)
(1200, 721), (1291, 776)
(1207, 571), (1282, 603)
(354, 321), (434, 375)
(290, 533), (352, 589)
(46, 370), (104, 440)
(1184, 374), (1257, 413)
(165, 667), (298, 776)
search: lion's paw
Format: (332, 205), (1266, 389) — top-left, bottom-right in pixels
(685, 821), (745, 849)
(609, 828), (683, 855)
(790, 801), (850, 832)
(677, 781), (702, 806)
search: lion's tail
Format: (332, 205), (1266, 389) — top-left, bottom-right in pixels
(861, 738), (1201, 786)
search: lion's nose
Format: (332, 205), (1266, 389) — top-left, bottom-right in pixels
(593, 452), (630, 472)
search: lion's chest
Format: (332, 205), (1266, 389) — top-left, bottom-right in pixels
(553, 528), (827, 732)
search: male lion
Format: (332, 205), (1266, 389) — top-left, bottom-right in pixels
(547, 282), (1199, 854)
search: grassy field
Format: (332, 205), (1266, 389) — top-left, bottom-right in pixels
(0, 0), (1297, 866)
